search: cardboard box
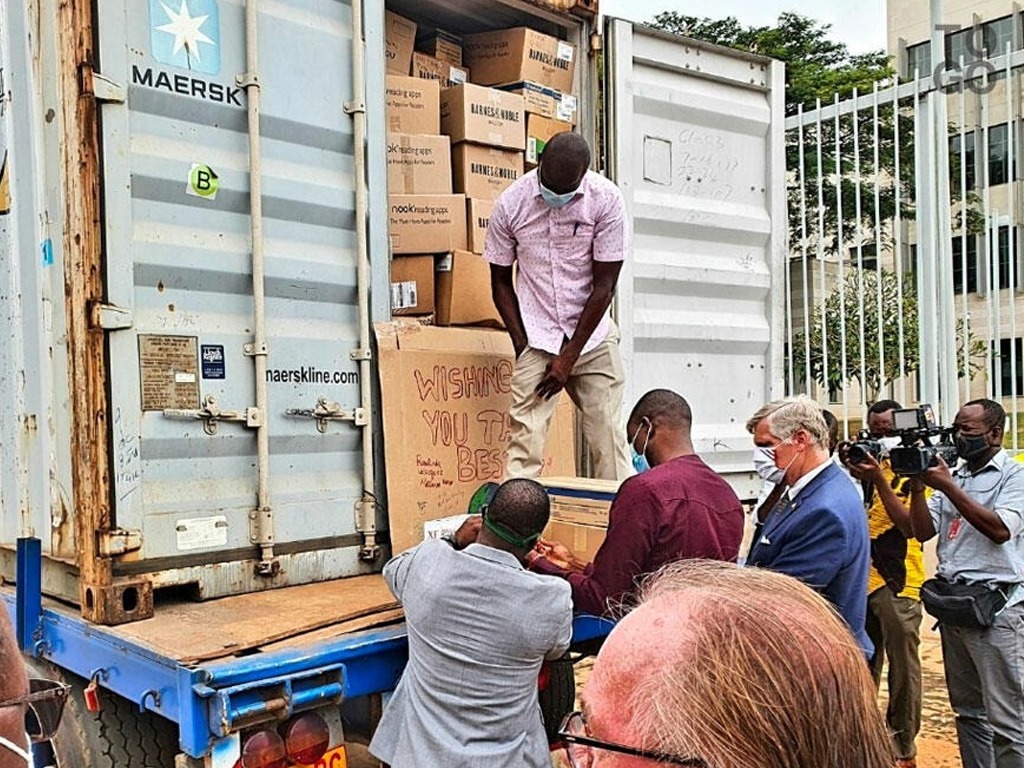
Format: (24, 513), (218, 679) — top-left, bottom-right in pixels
(389, 194), (467, 254)
(543, 520), (606, 564)
(466, 198), (494, 254)
(440, 84), (525, 151)
(390, 255), (435, 316)
(411, 52), (469, 88)
(463, 27), (576, 93)
(526, 113), (575, 167)
(386, 76), (440, 135)
(435, 250), (503, 327)
(539, 476), (620, 527)
(375, 322), (577, 554)
(385, 11), (417, 75)
(452, 144), (524, 201)
(420, 29), (463, 66)
(387, 133), (452, 194)
(496, 80), (578, 124)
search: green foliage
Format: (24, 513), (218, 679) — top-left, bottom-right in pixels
(649, 11), (893, 114)
(793, 268), (986, 400)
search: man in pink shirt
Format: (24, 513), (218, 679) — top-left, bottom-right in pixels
(484, 133), (631, 480)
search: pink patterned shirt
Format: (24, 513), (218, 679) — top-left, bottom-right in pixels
(483, 169), (628, 355)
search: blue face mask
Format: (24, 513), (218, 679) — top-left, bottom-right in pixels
(538, 178), (578, 208)
(630, 418), (652, 474)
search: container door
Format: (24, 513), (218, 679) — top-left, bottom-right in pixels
(604, 19), (787, 500)
(94, 0), (374, 594)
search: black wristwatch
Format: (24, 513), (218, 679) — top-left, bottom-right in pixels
(441, 533), (461, 550)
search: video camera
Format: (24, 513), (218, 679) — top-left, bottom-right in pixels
(887, 404), (958, 477)
(845, 403), (957, 476)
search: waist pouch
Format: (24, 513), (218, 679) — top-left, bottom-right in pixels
(920, 577), (1008, 628)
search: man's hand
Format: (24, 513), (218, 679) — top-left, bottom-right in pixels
(535, 352), (576, 400)
(920, 455), (955, 491)
(845, 452), (884, 483)
(454, 515), (482, 548)
(535, 538), (588, 573)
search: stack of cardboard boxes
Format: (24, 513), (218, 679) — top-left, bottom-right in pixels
(385, 14), (578, 326)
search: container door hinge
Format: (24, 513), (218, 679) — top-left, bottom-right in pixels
(90, 302), (134, 330)
(98, 528), (143, 557)
(162, 395), (263, 435)
(285, 398), (366, 432)
(92, 71), (126, 103)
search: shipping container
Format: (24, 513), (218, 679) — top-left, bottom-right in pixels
(0, 0), (784, 762)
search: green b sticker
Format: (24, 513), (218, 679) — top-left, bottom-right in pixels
(187, 163), (219, 200)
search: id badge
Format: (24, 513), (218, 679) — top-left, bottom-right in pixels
(948, 517), (962, 541)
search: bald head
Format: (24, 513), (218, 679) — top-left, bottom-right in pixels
(538, 132), (590, 194)
(584, 561), (894, 768)
(478, 478), (550, 553)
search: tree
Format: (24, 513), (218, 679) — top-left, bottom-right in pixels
(793, 268), (987, 401)
(649, 11), (892, 114)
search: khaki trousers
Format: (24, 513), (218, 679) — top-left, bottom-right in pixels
(866, 587), (923, 759)
(506, 328), (632, 481)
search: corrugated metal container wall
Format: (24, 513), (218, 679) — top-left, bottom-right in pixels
(97, 0), (374, 596)
(606, 21), (787, 502)
(1, 0), (597, 607)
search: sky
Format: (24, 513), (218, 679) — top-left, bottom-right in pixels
(600, 0), (889, 55)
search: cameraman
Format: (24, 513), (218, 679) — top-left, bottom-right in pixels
(841, 400), (924, 768)
(908, 399), (1024, 768)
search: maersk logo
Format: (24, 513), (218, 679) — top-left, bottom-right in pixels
(149, 0), (220, 75)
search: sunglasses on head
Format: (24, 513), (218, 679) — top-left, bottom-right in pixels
(0, 679), (70, 743)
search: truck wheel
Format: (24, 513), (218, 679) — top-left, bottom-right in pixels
(24, 656), (177, 768)
(539, 654), (575, 745)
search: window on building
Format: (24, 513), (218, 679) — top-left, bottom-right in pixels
(952, 234), (979, 293)
(996, 225), (1017, 289)
(848, 243), (878, 271)
(950, 131), (977, 190)
(906, 42), (932, 79)
(993, 337), (1024, 396)
(946, 26), (981, 66)
(983, 16), (1014, 57)
(988, 123), (1013, 185)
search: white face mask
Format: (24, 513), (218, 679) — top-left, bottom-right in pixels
(753, 446), (785, 484)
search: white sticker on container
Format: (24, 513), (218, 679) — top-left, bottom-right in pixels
(436, 253), (453, 272)
(449, 67), (467, 85)
(174, 371), (197, 383)
(557, 94), (579, 122)
(176, 515), (229, 551)
(557, 41), (574, 62)
(423, 514), (470, 541)
(390, 280), (418, 310)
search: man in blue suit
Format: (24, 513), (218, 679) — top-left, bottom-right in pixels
(746, 396), (872, 656)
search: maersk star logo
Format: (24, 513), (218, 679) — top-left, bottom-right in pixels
(149, 0), (220, 75)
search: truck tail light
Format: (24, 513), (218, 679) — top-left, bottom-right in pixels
(241, 730), (288, 768)
(282, 713), (330, 765)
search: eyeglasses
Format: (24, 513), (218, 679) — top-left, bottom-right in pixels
(0, 679), (70, 743)
(558, 711), (708, 767)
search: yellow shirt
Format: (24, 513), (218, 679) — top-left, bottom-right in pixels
(866, 459), (926, 601)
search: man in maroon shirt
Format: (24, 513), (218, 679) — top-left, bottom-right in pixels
(527, 389), (744, 616)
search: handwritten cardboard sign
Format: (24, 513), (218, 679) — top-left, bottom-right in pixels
(376, 321), (576, 554)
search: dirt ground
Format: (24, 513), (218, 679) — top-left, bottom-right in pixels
(913, 624), (962, 767)
(347, 620), (963, 768)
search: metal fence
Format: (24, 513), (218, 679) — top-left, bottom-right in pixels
(785, 44), (1024, 450)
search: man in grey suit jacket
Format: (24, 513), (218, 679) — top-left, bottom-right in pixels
(369, 479), (573, 768)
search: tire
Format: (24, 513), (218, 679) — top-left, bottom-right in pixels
(538, 654), (575, 745)
(23, 656), (177, 768)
